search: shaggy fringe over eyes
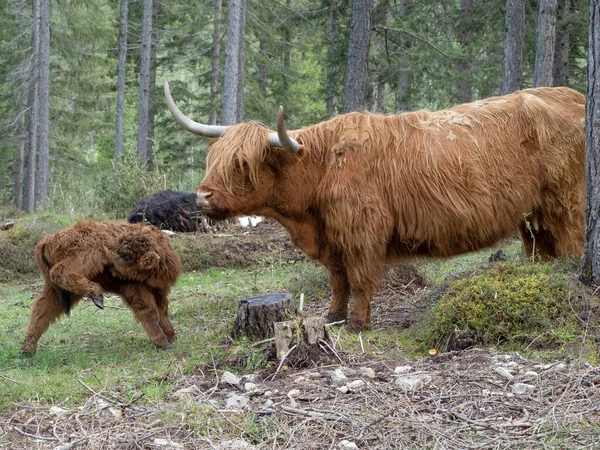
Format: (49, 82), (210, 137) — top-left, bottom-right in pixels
(206, 122), (271, 191)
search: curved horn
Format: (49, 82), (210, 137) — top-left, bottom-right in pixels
(266, 106), (300, 153)
(164, 82), (229, 137)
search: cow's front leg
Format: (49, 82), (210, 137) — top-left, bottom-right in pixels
(345, 253), (384, 332)
(325, 263), (350, 323)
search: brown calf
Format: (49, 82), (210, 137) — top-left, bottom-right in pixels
(22, 221), (182, 354)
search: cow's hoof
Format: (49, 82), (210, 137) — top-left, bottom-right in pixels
(346, 317), (368, 333)
(156, 342), (172, 350)
(90, 294), (104, 309)
(167, 333), (177, 343)
(325, 313), (347, 324)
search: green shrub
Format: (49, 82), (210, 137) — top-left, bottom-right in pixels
(421, 262), (591, 351)
(0, 225), (46, 282)
(95, 153), (168, 218)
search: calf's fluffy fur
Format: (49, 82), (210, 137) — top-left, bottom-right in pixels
(22, 221), (182, 354)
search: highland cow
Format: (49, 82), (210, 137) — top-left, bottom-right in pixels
(22, 221), (182, 354)
(127, 189), (203, 232)
(165, 83), (585, 331)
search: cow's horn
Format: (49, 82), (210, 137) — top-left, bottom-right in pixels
(266, 106), (300, 153)
(164, 82), (228, 138)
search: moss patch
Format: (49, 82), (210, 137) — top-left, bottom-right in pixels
(420, 261), (600, 355)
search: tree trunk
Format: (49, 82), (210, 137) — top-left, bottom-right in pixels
(579, 0), (600, 286)
(553, 0), (570, 86)
(35, 0), (50, 209)
(325, 0), (341, 116)
(233, 293), (297, 341)
(396, 0), (413, 112)
(222, 0), (245, 125)
(257, 40), (267, 95)
(136, 0), (153, 164)
(236, 0), (246, 123)
(457, 0), (473, 104)
(342, 0), (372, 113)
(533, 0), (558, 87)
(146, 0), (159, 168)
(282, 0), (291, 95)
(24, 0), (40, 214)
(114, 0), (129, 166)
(209, 0), (222, 125)
(12, 94), (26, 209)
(502, 0), (526, 94)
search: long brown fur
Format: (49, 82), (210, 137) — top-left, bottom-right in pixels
(195, 87), (585, 331)
(22, 221), (182, 354)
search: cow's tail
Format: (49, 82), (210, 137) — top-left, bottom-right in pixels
(35, 241), (73, 315)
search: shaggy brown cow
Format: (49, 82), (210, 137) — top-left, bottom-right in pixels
(165, 83), (585, 331)
(22, 221), (182, 354)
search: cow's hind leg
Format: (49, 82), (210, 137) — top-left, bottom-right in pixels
(153, 288), (176, 343)
(121, 284), (170, 349)
(23, 287), (66, 354)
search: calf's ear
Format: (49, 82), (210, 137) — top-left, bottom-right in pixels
(139, 251), (161, 270)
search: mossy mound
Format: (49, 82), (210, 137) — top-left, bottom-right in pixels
(421, 261), (600, 354)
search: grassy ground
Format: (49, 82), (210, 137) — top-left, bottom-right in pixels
(0, 233), (526, 413)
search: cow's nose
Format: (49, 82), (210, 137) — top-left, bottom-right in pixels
(197, 191), (213, 208)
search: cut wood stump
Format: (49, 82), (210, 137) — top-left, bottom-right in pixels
(273, 317), (339, 368)
(233, 293), (297, 341)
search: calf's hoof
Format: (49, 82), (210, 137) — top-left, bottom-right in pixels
(21, 344), (36, 356)
(89, 294), (104, 309)
(154, 341), (172, 350)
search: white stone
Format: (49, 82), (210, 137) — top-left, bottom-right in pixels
(244, 382), (257, 392)
(287, 388), (301, 398)
(264, 390), (273, 398)
(331, 368), (348, 385)
(262, 399), (274, 408)
(524, 371), (539, 379)
(511, 383), (535, 395)
(337, 386), (349, 394)
(171, 387), (198, 401)
(553, 363), (568, 373)
(494, 366), (515, 381)
(395, 374), (432, 393)
(346, 379), (366, 391)
(225, 394), (249, 408)
(49, 406), (69, 416)
(153, 438), (185, 449)
(217, 439), (257, 449)
(339, 440), (359, 449)
(360, 367), (375, 378)
(394, 366), (413, 374)
(221, 371), (241, 386)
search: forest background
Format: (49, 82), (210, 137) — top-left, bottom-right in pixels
(0, 0), (590, 218)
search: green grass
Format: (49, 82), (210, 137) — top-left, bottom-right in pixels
(0, 261), (319, 412)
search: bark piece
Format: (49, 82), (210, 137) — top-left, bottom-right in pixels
(274, 317), (332, 368)
(233, 293), (297, 341)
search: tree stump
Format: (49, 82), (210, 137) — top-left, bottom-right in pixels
(233, 293), (297, 341)
(273, 317), (338, 368)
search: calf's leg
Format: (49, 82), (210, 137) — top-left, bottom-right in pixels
(153, 288), (176, 343)
(22, 287), (66, 354)
(120, 284), (171, 349)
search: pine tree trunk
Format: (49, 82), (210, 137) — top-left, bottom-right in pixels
(502, 0), (525, 94)
(457, 0), (473, 104)
(553, 0), (570, 86)
(146, 0), (159, 168)
(136, 0), (153, 164)
(257, 40), (267, 95)
(236, 0), (246, 123)
(35, 0), (50, 209)
(114, 0), (129, 166)
(396, 0), (413, 112)
(282, 0), (291, 95)
(12, 94), (26, 209)
(209, 0), (222, 125)
(222, 0), (244, 125)
(343, 0), (372, 113)
(533, 0), (558, 87)
(325, 0), (341, 116)
(24, 0), (40, 214)
(580, 0), (600, 286)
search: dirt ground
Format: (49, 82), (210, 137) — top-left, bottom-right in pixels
(2, 221), (599, 449)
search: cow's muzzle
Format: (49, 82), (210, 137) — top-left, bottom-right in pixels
(197, 191), (213, 208)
